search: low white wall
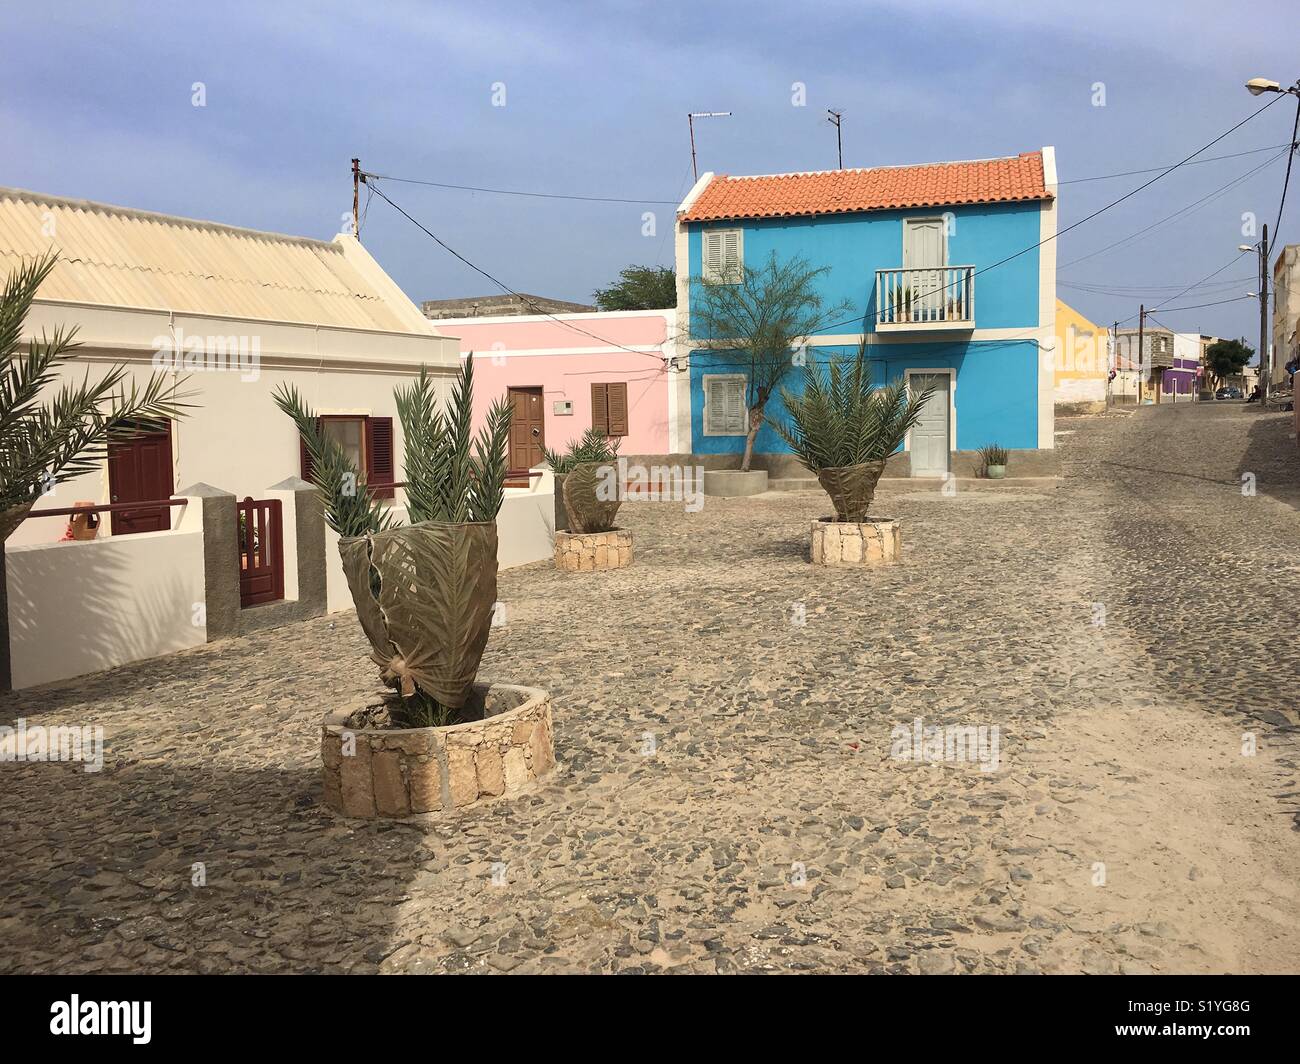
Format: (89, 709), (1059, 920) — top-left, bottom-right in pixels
(6, 502), (206, 689)
(324, 495), (556, 615)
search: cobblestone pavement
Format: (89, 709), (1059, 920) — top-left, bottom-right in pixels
(2, 403), (1298, 974)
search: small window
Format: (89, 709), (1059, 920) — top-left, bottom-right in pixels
(702, 228), (743, 285)
(591, 382), (629, 436)
(703, 374), (748, 436)
(301, 415), (395, 500)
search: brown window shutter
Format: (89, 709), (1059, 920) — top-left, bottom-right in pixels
(299, 417), (321, 483)
(591, 383), (609, 434)
(366, 416), (395, 499)
(607, 382), (629, 436)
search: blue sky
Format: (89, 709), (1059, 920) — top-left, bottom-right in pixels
(2, 0), (1297, 345)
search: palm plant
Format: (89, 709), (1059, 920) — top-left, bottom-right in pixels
(542, 428), (621, 533)
(1, 253), (194, 541)
(769, 338), (931, 522)
(274, 355), (512, 728)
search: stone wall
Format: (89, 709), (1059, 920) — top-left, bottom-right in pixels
(810, 518), (902, 566)
(321, 683), (555, 817)
(554, 529), (633, 572)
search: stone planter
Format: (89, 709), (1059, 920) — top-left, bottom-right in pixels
(702, 469), (768, 497)
(321, 681), (555, 818)
(554, 528), (633, 572)
(810, 517), (902, 566)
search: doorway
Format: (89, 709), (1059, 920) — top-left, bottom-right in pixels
(906, 372), (952, 477)
(507, 387), (544, 487)
(107, 421), (174, 535)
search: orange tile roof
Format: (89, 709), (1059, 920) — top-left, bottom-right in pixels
(679, 151), (1051, 223)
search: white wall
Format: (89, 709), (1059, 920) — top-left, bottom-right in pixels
(6, 501), (206, 689)
(324, 496), (556, 614)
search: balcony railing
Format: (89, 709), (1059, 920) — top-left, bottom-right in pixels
(876, 266), (975, 330)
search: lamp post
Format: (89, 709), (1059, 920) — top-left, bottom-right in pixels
(1243, 75), (1300, 404)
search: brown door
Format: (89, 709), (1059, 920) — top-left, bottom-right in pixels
(108, 422), (174, 535)
(507, 387), (544, 486)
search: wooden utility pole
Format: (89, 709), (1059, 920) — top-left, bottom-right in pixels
(1137, 305), (1145, 403)
(827, 110), (844, 169)
(351, 157), (361, 239)
(1108, 319), (1119, 409)
(1258, 223), (1270, 404)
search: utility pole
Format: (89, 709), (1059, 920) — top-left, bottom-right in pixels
(688, 112), (731, 182)
(351, 157), (362, 240)
(1108, 320), (1119, 409)
(827, 110), (843, 169)
(1137, 304), (1146, 404)
(1258, 223), (1270, 404)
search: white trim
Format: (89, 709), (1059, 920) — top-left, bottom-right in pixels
(701, 227), (743, 285)
(902, 367), (957, 474)
(676, 171), (714, 216)
(701, 372), (748, 436)
(465, 344), (665, 358)
(430, 307), (674, 328)
(1037, 145), (1058, 449)
(787, 328), (1041, 347)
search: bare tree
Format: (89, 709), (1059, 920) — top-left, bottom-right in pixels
(688, 252), (853, 471)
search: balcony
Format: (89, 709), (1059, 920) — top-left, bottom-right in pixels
(875, 266), (975, 331)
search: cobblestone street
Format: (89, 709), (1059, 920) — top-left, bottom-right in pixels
(2, 403), (1297, 975)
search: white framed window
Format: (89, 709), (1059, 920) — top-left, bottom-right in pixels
(702, 228), (743, 285)
(703, 374), (748, 436)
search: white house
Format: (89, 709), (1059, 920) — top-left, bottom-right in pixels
(1, 187), (553, 688)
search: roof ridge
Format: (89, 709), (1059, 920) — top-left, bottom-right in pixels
(716, 151), (1041, 183)
(48, 253), (383, 299)
(0, 185), (342, 251)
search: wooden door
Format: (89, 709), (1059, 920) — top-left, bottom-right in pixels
(507, 387), (544, 485)
(908, 374), (950, 477)
(108, 423), (174, 535)
(904, 219), (946, 322)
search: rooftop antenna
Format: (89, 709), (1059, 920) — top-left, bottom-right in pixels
(827, 110), (844, 169)
(688, 112), (731, 182)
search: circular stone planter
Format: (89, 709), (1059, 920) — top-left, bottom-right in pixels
(702, 469), (768, 497)
(810, 517), (902, 566)
(321, 681), (555, 818)
(554, 528), (633, 572)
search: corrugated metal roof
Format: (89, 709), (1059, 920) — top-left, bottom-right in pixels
(0, 187), (426, 333)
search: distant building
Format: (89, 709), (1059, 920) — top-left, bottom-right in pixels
(422, 293), (595, 320)
(1273, 245), (1299, 389)
(1053, 299), (1109, 415)
(1112, 324), (1199, 403)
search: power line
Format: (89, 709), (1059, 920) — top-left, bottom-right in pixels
(1057, 142), (1292, 185)
(365, 179), (672, 363)
(1271, 95), (1300, 241)
(1137, 296), (1253, 315)
(360, 170), (679, 206)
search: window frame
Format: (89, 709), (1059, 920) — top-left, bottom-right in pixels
(701, 373), (749, 437)
(702, 228), (744, 285)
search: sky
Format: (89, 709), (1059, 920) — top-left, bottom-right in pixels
(2, 0), (1299, 348)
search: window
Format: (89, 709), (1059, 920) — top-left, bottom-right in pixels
(702, 228), (743, 284)
(300, 415), (395, 499)
(591, 382), (629, 436)
(703, 374), (748, 436)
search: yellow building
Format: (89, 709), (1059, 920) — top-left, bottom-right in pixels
(1053, 298), (1110, 414)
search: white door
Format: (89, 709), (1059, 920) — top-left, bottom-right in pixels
(909, 373), (950, 477)
(903, 219), (946, 322)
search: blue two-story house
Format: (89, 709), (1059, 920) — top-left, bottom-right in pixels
(673, 148), (1058, 477)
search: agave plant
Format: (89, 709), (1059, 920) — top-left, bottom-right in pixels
(978, 442), (1009, 476)
(1, 253), (194, 541)
(542, 428), (621, 533)
(274, 355), (512, 728)
(769, 338), (931, 522)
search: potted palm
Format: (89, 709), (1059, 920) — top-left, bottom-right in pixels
(542, 428), (631, 571)
(979, 443), (1009, 479)
(769, 338), (930, 566)
(274, 356), (556, 818)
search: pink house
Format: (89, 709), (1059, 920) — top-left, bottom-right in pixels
(430, 309), (688, 471)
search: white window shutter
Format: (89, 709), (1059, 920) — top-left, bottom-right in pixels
(703, 229), (742, 284)
(723, 229), (742, 283)
(705, 375), (747, 434)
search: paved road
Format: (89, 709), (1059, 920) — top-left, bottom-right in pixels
(1, 402), (1296, 974)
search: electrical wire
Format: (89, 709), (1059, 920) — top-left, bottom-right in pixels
(1271, 94), (1300, 239)
(360, 171), (679, 206)
(1057, 142), (1292, 185)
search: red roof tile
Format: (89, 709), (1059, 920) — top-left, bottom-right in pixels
(679, 151), (1051, 223)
